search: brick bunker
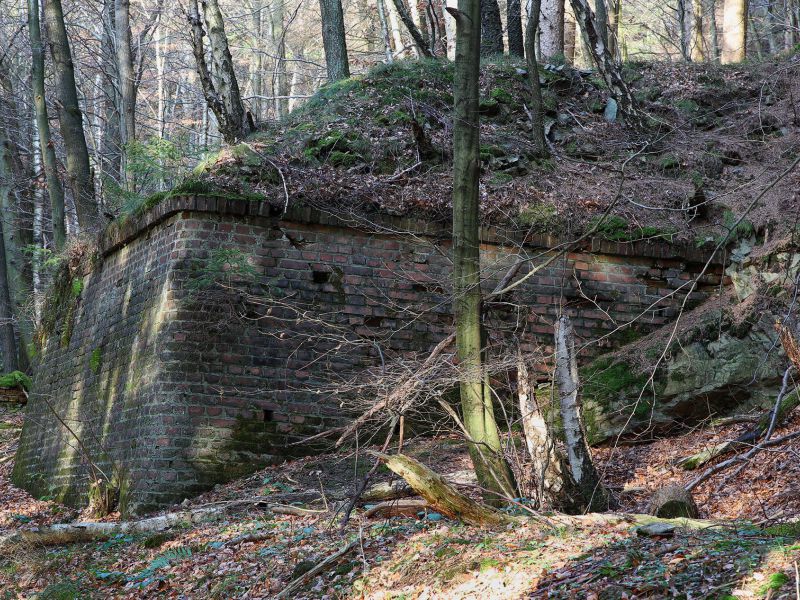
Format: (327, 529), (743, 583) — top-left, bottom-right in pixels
(13, 196), (724, 514)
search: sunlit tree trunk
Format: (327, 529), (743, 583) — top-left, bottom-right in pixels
(608, 0), (621, 59)
(450, 0), (517, 504)
(319, 0), (351, 81)
(564, 7), (578, 61)
(115, 0), (136, 190)
(480, 0), (505, 55)
(540, 0), (566, 60)
(442, 0), (457, 58)
(377, 0), (395, 61)
(30, 0), (66, 249)
(721, 0), (748, 62)
(188, 0), (252, 143)
(692, 0), (707, 60)
(43, 0), (98, 234)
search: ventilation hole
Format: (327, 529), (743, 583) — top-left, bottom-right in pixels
(364, 316), (383, 327)
(263, 409), (274, 422)
(312, 270), (331, 284)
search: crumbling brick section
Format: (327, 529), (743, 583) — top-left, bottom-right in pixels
(13, 196), (725, 514)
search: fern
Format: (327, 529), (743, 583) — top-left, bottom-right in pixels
(129, 546), (192, 585)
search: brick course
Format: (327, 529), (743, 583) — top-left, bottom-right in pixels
(13, 196), (725, 514)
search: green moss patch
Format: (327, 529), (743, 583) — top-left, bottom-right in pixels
(0, 370), (32, 391)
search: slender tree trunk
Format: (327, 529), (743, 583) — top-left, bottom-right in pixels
(115, 0), (136, 190)
(480, 0), (505, 55)
(270, 0), (289, 118)
(692, 0), (707, 59)
(526, 0), (549, 156)
(554, 316), (610, 510)
(30, 0), (66, 250)
(721, 0), (748, 62)
(377, 0), (395, 61)
(569, 0), (642, 123)
(608, 0), (621, 59)
(188, 0), (252, 143)
(540, 0), (566, 59)
(319, 0), (351, 81)
(443, 0), (457, 58)
(0, 128), (19, 373)
(678, 0), (691, 59)
(594, 0), (609, 49)
(508, 0), (525, 56)
(709, 0), (721, 58)
(386, 0), (407, 54)
(564, 7), (577, 61)
(450, 0), (517, 504)
(391, 0), (436, 56)
(43, 0), (97, 234)
(101, 0), (122, 190)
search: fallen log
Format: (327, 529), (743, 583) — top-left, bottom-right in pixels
(371, 452), (515, 527)
(0, 500), (325, 549)
(364, 498), (430, 518)
(361, 480), (413, 503)
(647, 484), (699, 519)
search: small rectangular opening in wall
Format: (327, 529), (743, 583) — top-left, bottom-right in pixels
(263, 409), (274, 422)
(364, 315), (383, 327)
(312, 270), (331, 284)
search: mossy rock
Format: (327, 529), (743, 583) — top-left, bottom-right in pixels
(0, 370), (32, 391)
(490, 87), (516, 105)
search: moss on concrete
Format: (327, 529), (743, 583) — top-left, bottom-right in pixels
(0, 370), (32, 390)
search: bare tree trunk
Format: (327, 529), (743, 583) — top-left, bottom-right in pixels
(678, 0), (691, 59)
(540, 0), (566, 59)
(517, 352), (581, 511)
(480, 0), (505, 55)
(101, 0), (122, 191)
(30, 0), (66, 249)
(391, 0), (436, 56)
(526, 0), (549, 156)
(554, 315), (610, 510)
(608, 0), (621, 59)
(443, 0), (457, 58)
(43, 0), (97, 234)
(319, 0), (351, 81)
(709, 0), (721, 58)
(270, 0), (289, 118)
(692, 0), (707, 59)
(569, 0), (642, 123)
(594, 0), (609, 50)
(721, 0), (748, 62)
(386, 0), (407, 54)
(564, 7), (577, 61)
(115, 0), (136, 190)
(0, 130), (18, 372)
(188, 0), (252, 143)
(450, 0), (517, 504)
(377, 0), (395, 61)
(508, 0), (525, 56)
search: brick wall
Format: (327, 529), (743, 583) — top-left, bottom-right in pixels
(13, 196), (724, 514)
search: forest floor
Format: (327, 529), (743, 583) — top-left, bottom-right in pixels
(2, 404), (800, 599)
